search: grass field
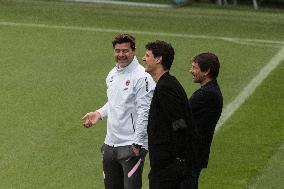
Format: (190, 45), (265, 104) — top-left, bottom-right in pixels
(0, 0), (284, 188)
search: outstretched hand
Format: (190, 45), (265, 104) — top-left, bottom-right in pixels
(82, 111), (101, 128)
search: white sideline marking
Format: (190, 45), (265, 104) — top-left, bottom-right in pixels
(216, 46), (284, 131)
(247, 143), (284, 189)
(0, 21), (283, 46)
(65, 0), (173, 8)
(223, 38), (283, 48)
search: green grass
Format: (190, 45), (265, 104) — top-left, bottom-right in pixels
(1, 0), (284, 41)
(246, 143), (284, 189)
(248, 143), (284, 189)
(0, 0), (284, 188)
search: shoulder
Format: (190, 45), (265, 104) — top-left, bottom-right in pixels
(202, 82), (222, 98)
(106, 67), (117, 80)
(159, 74), (184, 91)
(158, 73), (174, 84)
(156, 76), (180, 96)
(191, 84), (222, 104)
(133, 64), (149, 76)
(133, 64), (155, 82)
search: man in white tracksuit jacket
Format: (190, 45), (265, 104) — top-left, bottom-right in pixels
(82, 34), (155, 189)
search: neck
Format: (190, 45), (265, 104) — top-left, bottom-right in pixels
(200, 77), (212, 86)
(152, 69), (167, 82)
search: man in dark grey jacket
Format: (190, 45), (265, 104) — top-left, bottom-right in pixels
(184, 52), (223, 189)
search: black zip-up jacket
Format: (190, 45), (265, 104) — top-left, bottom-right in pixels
(188, 79), (223, 169)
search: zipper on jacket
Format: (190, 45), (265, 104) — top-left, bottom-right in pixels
(130, 113), (135, 133)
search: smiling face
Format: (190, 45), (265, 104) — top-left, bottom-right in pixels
(114, 42), (135, 68)
(190, 61), (209, 85)
(142, 50), (159, 75)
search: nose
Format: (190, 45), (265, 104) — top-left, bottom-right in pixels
(118, 51), (124, 56)
(142, 56), (146, 62)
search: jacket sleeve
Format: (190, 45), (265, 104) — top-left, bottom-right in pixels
(133, 76), (155, 147)
(96, 72), (111, 118)
(157, 83), (191, 161)
(191, 90), (221, 136)
(97, 102), (108, 118)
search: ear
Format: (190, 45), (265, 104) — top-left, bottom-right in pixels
(204, 69), (210, 76)
(156, 56), (162, 64)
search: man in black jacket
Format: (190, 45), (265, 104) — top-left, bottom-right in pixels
(185, 52), (223, 189)
(142, 40), (193, 189)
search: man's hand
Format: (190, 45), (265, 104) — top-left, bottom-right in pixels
(82, 111), (101, 128)
(131, 144), (141, 156)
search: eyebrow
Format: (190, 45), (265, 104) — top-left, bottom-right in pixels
(115, 48), (129, 50)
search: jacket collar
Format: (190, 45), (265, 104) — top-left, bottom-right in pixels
(201, 79), (217, 88)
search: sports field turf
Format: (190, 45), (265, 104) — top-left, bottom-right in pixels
(0, 0), (283, 188)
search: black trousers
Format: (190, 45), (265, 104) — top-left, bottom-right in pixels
(149, 164), (201, 189)
(149, 160), (187, 189)
(101, 144), (147, 189)
(179, 168), (201, 189)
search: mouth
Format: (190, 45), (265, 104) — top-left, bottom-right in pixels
(117, 58), (127, 61)
(116, 56), (127, 60)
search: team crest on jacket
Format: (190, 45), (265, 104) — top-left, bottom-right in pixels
(126, 80), (130, 86)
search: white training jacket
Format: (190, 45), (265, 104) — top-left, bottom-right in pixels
(97, 56), (155, 150)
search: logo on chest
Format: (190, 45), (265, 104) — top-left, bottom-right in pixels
(124, 80), (130, 91)
(109, 76), (114, 83)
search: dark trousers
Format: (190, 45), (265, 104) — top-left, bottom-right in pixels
(149, 178), (180, 189)
(149, 160), (187, 189)
(101, 144), (147, 189)
(179, 168), (201, 189)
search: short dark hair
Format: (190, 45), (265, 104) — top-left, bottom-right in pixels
(192, 52), (220, 79)
(112, 33), (136, 50)
(145, 40), (175, 71)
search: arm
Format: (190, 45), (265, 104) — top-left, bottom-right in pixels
(157, 84), (191, 159)
(133, 76), (155, 149)
(191, 91), (221, 136)
(81, 102), (108, 128)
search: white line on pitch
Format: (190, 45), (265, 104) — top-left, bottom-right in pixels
(216, 46), (284, 131)
(0, 21), (283, 46)
(65, 0), (173, 8)
(247, 143), (284, 189)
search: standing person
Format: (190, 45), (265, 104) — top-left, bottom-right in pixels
(142, 40), (193, 189)
(82, 33), (155, 189)
(185, 52), (223, 188)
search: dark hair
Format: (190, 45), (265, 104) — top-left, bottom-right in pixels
(192, 52), (220, 79)
(145, 40), (175, 71)
(112, 33), (136, 50)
